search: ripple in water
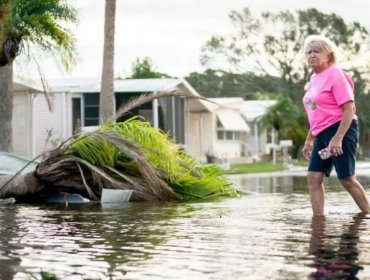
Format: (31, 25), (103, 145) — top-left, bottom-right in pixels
(0, 175), (370, 279)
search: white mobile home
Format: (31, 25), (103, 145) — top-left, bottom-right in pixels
(12, 77), (198, 159)
(240, 100), (277, 160)
(187, 97), (250, 163)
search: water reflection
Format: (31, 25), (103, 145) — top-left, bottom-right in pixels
(308, 214), (366, 279)
(0, 202), (193, 279)
(2, 175), (370, 279)
(229, 175), (370, 194)
(0, 205), (21, 280)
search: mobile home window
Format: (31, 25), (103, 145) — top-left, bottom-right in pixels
(83, 93), (99, 126)
(217, 131), (224, 140)
(226, 131), (233, 140)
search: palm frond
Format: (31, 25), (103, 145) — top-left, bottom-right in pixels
(45, 118), (235, 201)
(0, 0), (77, 66)
(102, 118), (236, 200)
(105, 119), (183, 181)
(172, 164), (237, 200)
(65, 129), (180, 201)
(115, 90), (208, 121)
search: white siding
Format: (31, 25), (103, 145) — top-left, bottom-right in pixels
(202, 113), (215, 156)
(213, 141), (242, 159)
(186, 112), (214, 162)
(187, 113), (202, 159)
(13, 94), (32, 158)
(33, 93), (66, 155)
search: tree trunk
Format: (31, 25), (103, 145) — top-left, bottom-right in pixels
(0, 172), (42, 199)
(99, 0), (116, 123)
(0, 62), (13, 151)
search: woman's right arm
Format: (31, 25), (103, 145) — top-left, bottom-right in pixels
(302, 130), (315, 160)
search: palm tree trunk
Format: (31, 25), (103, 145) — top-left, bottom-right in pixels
(0, 172), (42, 198)
(99, 0), (116, 123)
(0, 62), (13, 151)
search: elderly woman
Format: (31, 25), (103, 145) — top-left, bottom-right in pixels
(302, 35), (370, 216)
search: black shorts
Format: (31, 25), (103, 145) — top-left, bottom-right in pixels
(308, 120), (359, 179)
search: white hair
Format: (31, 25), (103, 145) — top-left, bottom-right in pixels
(304, 35), (338, 64)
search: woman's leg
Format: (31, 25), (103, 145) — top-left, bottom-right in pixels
(339, 176), (370, 213)
(307, 171), (326, 216)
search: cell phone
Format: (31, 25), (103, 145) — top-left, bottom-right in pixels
(318, 147), (331, 160)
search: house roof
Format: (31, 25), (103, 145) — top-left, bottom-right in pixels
(14, 76), (44, 92)
(13, 77), (200, 97)
(189, 97), (244, 113)
(208, 97), (244, 111)
(46, 77), (97, 92)
(241, 100), (277, 121)
(114, 79), (192, 93)
(216, 109), (250, 132)
(43, 78), (199, 95)
(188, 97), (250, 131)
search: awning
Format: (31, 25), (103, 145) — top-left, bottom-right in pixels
(216, 110), (250, 132)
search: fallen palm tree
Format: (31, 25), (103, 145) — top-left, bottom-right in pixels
(0, 91), (237, 202)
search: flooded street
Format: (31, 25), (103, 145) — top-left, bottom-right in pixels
(1, 175), (370, 279)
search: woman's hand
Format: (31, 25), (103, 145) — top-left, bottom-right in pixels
(328, 135), (343, 156)
(327, 102), (354, 157)
(302, 142), (313, 160)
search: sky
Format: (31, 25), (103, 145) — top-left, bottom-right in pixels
(14, 0), (370, 80)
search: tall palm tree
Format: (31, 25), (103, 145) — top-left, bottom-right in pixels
(99, 0), (116, 123)
(0, 0), (77, 151)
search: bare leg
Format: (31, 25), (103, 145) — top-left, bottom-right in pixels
(339, 175), (370, 214)
(307, 171), (326, 216)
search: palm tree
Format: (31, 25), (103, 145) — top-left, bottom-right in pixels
(0, 91), (237, 202)
(0, 0), (77, 151)
(99, 0), (116, 123)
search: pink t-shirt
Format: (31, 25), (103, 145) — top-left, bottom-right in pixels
(303, 65), (356, 136)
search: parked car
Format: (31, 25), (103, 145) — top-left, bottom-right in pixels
(0, 152), (38, 176)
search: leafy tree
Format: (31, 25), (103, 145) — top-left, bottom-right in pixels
(260, 97), (308, 158)
(130, 57), (171, 79)
(186, 69), (226, 97)
(99, 0), (116, 123)
(186, 69), (291, 98)
(0, 0), (77, 151)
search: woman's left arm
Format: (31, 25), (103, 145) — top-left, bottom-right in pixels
(328, 101), (356, 156)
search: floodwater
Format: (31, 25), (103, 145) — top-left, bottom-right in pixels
(2, 174), (370, 280)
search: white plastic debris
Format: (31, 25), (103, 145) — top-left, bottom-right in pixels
(101, 189), (132, 203)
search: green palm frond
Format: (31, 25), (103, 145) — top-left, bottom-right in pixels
(172, 175), (234, 200)
(67, 133), (119, 167)
(172, 164), (237, 200)
(24, 89), (237, 202)
(10, 0), (77, 31)
(47, 115), (236, 201)
(12, 0), (76, 51)
(63, 128), (180, 201)
(104, 118), (184, 181)
(0, 0), (77, 65)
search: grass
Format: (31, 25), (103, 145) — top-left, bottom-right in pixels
(41, 272), (57, 280)
(291, 159), (309, 166)
(226, 162), (285, 174)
